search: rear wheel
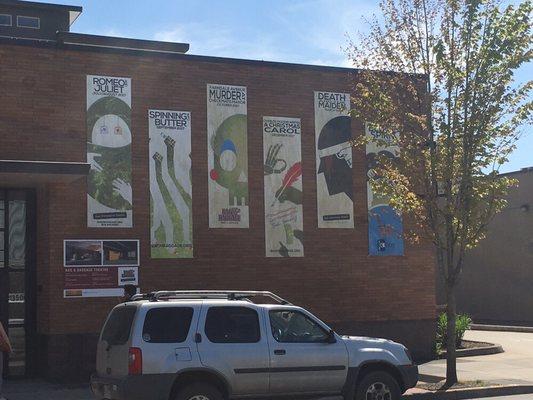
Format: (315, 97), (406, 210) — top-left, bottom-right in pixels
(174, 382), (224, 400)
(355, 371), (401, 400)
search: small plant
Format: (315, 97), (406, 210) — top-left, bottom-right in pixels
(436, 313), (472, 351)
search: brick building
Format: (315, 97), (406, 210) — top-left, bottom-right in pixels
(0, 0), (436, 381)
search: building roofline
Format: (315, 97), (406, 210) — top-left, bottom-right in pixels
(0, 35), (429, 79)
(0, 0), (83, 26)
(57, 31), (189, 54)
(499, 166), (533, 177)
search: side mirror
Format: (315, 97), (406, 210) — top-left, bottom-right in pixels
(326, 329), (337, 344)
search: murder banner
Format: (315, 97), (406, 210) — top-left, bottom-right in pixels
(314, 91), (354, 228)
(263, 117), (304, 257)
(149, 110), (193, 258)
(87, 75), (133, 228)
(366, 124), (404, 255)
(206, 84), (249, 228)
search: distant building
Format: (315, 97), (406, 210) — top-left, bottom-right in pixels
(439, 167), (533, 324)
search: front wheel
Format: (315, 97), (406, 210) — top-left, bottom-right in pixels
(174, 382), (224, 400)
(355, 371), (401, 400)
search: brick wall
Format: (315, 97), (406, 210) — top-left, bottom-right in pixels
(0, 42), (436, 377)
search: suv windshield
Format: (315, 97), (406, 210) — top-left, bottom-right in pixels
(101, 306), (136, 345)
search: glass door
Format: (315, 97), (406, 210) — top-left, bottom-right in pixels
(0, 189), (36, 378)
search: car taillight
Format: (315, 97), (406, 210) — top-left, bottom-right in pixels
(128, 347), (142, 375)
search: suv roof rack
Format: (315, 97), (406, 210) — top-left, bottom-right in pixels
(131, 290), (292, 305)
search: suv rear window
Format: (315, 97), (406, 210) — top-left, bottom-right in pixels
(205, 306), (260, 343)
(142, 307), (194, 343)
(101, 306), (136, 346)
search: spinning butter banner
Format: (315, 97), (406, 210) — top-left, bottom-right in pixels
(207, 84), (249, 228)
(149, 110), (193, 258)
(263, 117), (304, 257)
(366, 124), (404, 255)
(314, 91), (354, 228)
(87, 75), (133, 228)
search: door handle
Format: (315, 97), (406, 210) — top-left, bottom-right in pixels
(274, 349), (286, 355)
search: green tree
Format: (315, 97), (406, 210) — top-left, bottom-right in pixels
(347, 0), (531, 385)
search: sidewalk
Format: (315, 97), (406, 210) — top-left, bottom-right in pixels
(3, 379), (92, 400)
(418, 329), (533, 385)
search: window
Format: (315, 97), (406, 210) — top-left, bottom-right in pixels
(0, 14), (12, 26)
(205, 307), (260, 343)
(17, 16), (40, 29)
(101, 306), (136, 346)
(269, 310), (329, 343)
(142, 307), (193, 343)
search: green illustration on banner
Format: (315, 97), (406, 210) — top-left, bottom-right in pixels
(149, 110), (193, 258)
(263, 117), (304, 257)
(87, 75), (133, 228)
(207, 84), (249, 228)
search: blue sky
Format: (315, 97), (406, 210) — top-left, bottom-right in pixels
(44, 0), (531, 172)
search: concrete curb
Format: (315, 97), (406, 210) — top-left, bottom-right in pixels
(403, 384), (533, 399)
(470, 324), (533, 333)
(438, 341), (504, 358)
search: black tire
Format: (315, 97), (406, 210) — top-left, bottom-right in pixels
(355, 370), (401, 400)
(175, 382), (224, 400)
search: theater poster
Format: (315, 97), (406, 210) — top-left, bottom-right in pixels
(63, 239), (139, 298)
(149, 110), (193, 258)
(263, 117), (304, 257)
(87, 75), (133, 228)
(207, 84), (249, 228)
(366, 124), (404, 255)
(314, 91), (354, 228)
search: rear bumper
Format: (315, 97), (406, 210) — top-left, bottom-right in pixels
(90, 373), (175, 400)
(398, 364), (419, 390)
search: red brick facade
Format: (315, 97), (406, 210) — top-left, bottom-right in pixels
(0, 40), (436, 380)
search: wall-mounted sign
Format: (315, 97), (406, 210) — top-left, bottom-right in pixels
(263, 117), (304, 257)
(63, 239), (139, 298)
(314, 91), (354, 228)
(207, 84), (249, 228)
(366, 124), (404, 255)
(149, 110), (193, 258)
(87, 75), (133, 228)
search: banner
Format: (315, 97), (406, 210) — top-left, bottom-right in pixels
(207, 84), (249, 228)
(63, 239), (139, 298)
(263, 117), (304, 257)
(314, 91), (354, 228)
(149, 110), (193, 258)
(87, 75), (133, 228)
(366, 124), (404, 255)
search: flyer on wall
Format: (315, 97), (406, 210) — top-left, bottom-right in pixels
(206, 84), (249, 228)
(263, 116), (304, 257)
(366, 124), (404, 255)
(63, 239), (139, 298)
(87, 75), (133, 228)
(314, 91), (354, 228)
(149, 109), (193, 258)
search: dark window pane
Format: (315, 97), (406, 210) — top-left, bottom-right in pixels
(0, 200), (4, 228)
(142, 307), (193, 343)
(0, 15), (11, 26)
(9, 200), (26, 269)
(205, 307), (260, 343)
(17, 16), (39, 29)
(269, 310), (329, 343)
(101, 306), (136, 345)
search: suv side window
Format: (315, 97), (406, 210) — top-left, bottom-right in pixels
(269, 310), (329, 343)
(205, 306), (260, 343)
(142, 307), (194, 343)
(102, 306), (137, 345)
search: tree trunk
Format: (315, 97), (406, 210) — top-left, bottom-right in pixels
(445, 282), (458, 386)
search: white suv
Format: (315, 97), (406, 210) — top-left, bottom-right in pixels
(90, 291), (418, 400)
